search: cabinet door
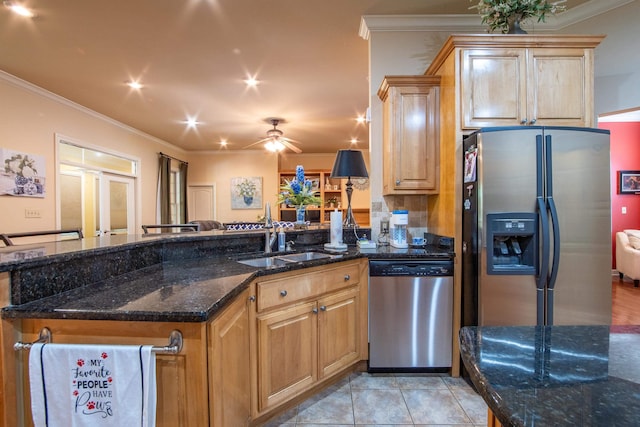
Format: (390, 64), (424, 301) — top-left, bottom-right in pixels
(317, 287), (360, 379)
(461, 48), (527, 128)
(527, 47), (592, 127)
(257, 301), (317, 412)
(209, 286), (254, 427)
(382, 83), (440, 194)
(7, 319), (208, 427)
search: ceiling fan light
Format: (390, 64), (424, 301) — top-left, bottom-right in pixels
(4, 1), (35, 17)
(274, 140), (285, 151)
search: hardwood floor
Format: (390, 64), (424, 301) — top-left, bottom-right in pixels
(612, 273), (640, 325)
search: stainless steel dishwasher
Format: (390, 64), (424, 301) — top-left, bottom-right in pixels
(369, 259), (454, 372)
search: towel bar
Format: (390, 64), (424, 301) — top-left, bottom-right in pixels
(14, 328), (183, 355)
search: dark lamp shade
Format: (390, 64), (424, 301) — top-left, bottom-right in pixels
(330, 150), (368, 179)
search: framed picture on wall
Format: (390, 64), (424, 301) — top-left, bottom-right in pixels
(231, 176), (262, 209)
(618, 170), (640, 194)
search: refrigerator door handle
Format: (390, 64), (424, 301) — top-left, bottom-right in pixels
(545, 135), (560, 325)
(536, 135), (549, 326)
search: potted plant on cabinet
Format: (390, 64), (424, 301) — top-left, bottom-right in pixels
(470, 0), (566, 34)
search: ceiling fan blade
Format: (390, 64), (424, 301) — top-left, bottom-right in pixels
(281, 136), (301, 144)
(280, 139), (302, 153)
(242, 138), (271, 149)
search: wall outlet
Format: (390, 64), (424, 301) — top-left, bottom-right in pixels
(622, 206), (627, 214)
(25, 209), (41, 218)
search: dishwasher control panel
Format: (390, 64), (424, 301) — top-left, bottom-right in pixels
(369, 260), (453, 277)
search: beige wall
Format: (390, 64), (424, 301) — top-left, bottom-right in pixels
(0, 73), (188, 234)
(186, 151), (279, 223)
(0, 73), (371, 234)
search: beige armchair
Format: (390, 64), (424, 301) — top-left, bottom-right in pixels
(616, 230), (640, 287)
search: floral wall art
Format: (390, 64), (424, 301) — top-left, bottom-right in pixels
(1, 149), (46, 197)
(231, 176), (262, 209)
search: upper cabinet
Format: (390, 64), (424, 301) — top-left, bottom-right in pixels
(461, 46), (594, 128)
(378, 75), (441, 195)
(427, 34), (605, 130)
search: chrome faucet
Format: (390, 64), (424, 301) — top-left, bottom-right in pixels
(264, 202), (276, 253)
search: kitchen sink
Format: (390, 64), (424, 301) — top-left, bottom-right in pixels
(236, 251), (339, 268)
(277, 252), (334, 262)
(236, 257), (289, 268)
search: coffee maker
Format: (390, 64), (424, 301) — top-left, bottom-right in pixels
(389, 210), (408, 248)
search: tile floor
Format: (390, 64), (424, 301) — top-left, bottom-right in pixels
(260, 372), (488, 426)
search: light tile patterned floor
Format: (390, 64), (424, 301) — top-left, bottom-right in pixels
(260, 372), (488, 426)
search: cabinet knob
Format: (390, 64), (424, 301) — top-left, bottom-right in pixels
(530, 118), (537, 125)
(280, 290), (287, 297)
(312, 307), (318, 314)
(320, 305), (327, 311)
(520, 118), (528, 125)
(344, 274), (350, 281)
(248, 295), (256, 302)
(395, 180), (401, 185)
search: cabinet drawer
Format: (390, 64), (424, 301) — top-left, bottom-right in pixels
(257, 263), (360, 312)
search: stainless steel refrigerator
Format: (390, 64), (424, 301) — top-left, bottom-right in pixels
(461, 126), (611, 326)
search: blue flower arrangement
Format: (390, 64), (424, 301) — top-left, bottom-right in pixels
(277, 165), (321, 208)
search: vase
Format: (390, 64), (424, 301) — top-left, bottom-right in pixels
(243, 195), (253, 206)
(507, 16), (527, 34)
(295, 206), (307, 228)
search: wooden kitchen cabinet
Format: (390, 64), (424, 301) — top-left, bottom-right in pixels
(256, 300), (318, 411)
(317, 287), (360, 379)
(209, 284), (255, 427)
(5, 319), (209, 427)
(461, 46), (595, 128)
(378, 75), (441, 195)
(253, 259), (367, 415)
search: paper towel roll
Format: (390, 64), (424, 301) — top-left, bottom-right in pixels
(330, 210), (343, 246)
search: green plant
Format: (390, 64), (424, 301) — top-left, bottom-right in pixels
(4, 154), (38, 177)
(277, 165), (321, 207)
(470, 0), (566, 33)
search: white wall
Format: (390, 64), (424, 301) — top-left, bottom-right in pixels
(560, 0), (640, 115)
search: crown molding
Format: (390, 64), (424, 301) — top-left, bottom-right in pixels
(359, 0), (635, 39)
(0, 69), (185, 153)
(359, 15), (482, 39)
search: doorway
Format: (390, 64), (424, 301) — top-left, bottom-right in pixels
(56, 135), (139, 236)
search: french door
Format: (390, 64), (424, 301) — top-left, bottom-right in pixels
(57, 135), (138, 236)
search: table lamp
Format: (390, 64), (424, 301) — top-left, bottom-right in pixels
(330, 149), (368, 228)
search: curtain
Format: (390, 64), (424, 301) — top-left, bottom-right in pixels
(179, 161), (188, 223)
(157, 154), (171, 223)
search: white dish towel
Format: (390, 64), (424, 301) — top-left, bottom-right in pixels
(29, 343), (156, 427)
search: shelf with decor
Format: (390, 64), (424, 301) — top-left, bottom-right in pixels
(278, 169), (369, 226)
(278, 170), (339, 225)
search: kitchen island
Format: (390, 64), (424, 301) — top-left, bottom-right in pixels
(459, 325), (640, 426)
(0, 229), (453, 426)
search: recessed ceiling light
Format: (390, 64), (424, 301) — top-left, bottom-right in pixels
(219, 139), (227, 147)
(127, 80), (143, 90)
(350, 138), (359, 144)
(185, 117), (199, 128)
(244, 75), (259, 87)
(3, 1), (35, 18)
(355, 115), (366, 124)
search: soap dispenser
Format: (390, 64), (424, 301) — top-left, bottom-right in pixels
(278, 227), (286, 251)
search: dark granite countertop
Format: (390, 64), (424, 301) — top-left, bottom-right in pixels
(1, 230), (454, 323)
(459, 325), (640, 426)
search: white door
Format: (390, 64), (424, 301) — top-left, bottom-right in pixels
(99, 174), (135, 235)
(188, 184), (216, 221)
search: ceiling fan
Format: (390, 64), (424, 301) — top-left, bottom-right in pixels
(245, 118), (302, 153)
